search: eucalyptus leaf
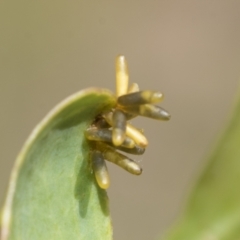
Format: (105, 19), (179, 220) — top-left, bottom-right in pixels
(1, 88), (116, 240)
(163, 94), (240, 240)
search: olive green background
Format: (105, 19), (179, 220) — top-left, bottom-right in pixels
(1, 1), (240, 240)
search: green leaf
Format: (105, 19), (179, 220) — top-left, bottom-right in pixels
(163, 94), (240, 240)
(1, 88), (116, 240)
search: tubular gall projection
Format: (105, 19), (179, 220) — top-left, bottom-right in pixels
(85, 56), (171, 189)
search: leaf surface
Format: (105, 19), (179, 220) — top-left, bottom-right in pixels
(1, 88), (116, 240)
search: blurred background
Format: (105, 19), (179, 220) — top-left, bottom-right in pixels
(1, 1), (240, 239)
